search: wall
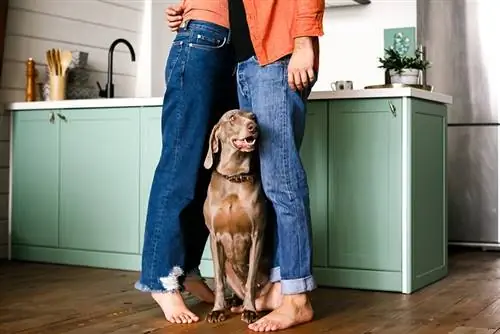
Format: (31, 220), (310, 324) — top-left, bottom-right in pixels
(314, 0), (417, 91)
(0, 0), (144, 258)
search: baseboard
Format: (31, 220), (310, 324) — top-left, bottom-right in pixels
(11, 245), (141, 271)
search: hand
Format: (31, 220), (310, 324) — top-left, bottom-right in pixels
(288, 37), (316, 91)
(165, 4), (184, 32)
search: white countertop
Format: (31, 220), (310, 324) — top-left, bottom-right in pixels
(5, 88), (453, 111)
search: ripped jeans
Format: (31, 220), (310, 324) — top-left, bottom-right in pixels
(135, 20), (238, 293)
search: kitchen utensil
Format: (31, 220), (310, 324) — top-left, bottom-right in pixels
(60, 50), (72, 76)
(46, 50), (54, 75)
(55, 49), (62, 76)
(331, 80), (353, 91)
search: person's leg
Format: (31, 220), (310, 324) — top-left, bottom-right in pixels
(236, 56), (316, 331)
(181, 53), (239, 303)
(135, 20), (234, 324)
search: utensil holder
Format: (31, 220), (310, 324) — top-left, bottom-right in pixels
(49, 75), (66, 101)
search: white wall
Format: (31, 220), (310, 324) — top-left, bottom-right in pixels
(314, 0), (417, 91)
(0, 0), (145, 258)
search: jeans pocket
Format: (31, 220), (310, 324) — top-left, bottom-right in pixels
(188, 32), (226, 51)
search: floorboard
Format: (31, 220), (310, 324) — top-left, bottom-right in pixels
(1, 248), (499, 333)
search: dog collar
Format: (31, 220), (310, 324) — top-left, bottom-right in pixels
(216, 171), (255, 183)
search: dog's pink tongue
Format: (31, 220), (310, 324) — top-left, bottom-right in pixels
(235, 139), (248, 149)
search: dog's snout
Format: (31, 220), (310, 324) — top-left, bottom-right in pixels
(247, 122), (257, 133)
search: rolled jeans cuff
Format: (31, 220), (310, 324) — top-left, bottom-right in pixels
(269, 266), (317, 295)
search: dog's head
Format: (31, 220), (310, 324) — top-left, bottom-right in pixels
(203, 109), (259, 170)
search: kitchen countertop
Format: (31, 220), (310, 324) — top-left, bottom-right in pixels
(5, 88), (453, 111)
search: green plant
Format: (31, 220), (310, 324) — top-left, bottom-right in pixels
(378, 48), (431, 74)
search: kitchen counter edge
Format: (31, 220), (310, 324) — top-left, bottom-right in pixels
(5, 88), (453, 111)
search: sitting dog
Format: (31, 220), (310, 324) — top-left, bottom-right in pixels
(203, 109), (270, 324)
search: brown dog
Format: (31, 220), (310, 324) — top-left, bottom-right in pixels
(203, 109), (270, 324)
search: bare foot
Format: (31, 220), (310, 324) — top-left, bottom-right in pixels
(247, 293), (314, 332)
(152, 291), (199, 324)
(231, 282), (282, 313)
(183, 277), (215, 303)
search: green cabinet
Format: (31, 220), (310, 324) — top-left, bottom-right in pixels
(9, 95), (448, 294)
(58, 108), (140, 254)
(11, 110), (59, 247)
(313, 97), (447, 294)
(11, 107), (142, 270)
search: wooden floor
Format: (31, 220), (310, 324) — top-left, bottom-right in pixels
(1, 248), (500, 334)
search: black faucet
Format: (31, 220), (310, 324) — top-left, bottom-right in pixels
(97, 38), (136, 98)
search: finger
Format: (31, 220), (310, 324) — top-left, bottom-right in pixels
(299, 69), (309, 89)
(165, 7), (178, 16)
(167, 16), (182, 24)
(294, 70), (304, 91)
(307, 68), (315, 84)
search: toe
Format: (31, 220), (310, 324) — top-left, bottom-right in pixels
(187, 311), (199, 322)
(179, 314), (189, 323)
(248, 320), (265, 331)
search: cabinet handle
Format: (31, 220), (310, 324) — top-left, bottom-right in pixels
(57, 112), (68, 122)
(49, 112), (55, 124)
(388, 101), (396, 117)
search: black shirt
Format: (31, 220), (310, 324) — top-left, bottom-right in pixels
(229, 0), (256, 62)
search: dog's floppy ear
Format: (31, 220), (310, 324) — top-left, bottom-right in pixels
(203, 123), (221, 169)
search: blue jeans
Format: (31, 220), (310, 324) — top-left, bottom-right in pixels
(236, 56), (317, 295)
(135, 20), (238, 293)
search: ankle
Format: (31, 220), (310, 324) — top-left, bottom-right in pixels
(282, 293), (310, 307)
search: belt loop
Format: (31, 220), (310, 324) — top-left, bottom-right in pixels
(227, 29), (232, 44)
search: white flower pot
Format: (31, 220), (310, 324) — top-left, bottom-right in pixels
(389, 69), (420, 85)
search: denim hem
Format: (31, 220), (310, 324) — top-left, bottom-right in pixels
(134, 281), (180, 293)
(269, 267), (317, 295)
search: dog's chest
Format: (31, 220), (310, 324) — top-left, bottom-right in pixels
(212, 193), (254, 235)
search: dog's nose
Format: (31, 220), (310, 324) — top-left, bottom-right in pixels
(247, 122), (257, 133)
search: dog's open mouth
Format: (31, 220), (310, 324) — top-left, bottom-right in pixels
(233, 136), (257, 151)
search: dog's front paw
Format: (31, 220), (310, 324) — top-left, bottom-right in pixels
(206, 310), (227, 323)
(241, 310), (259, 324)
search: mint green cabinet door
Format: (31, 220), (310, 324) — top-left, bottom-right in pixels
(139, 107), (162, 252)
(301, 101), (329, 267)
(328, 99), (402, 272)
(410, 99), (448, 291)
(11, 110), (60, 247)
(58, 108), (141, 254)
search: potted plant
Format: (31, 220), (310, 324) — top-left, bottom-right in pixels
(378, 48), (430, 85)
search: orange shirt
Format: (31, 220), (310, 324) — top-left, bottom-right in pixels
(180, 0), (325, 66)
(242, 0), (325, 66)
(181, 0), (229, 29)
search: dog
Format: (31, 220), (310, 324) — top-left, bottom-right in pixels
(203, 109), (271, 324)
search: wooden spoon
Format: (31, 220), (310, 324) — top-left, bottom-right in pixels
(56, 49), (63, 76)
(50, 49), (58, 76)
(46, 50), (54, 75)
(60, 50), (72, 76)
